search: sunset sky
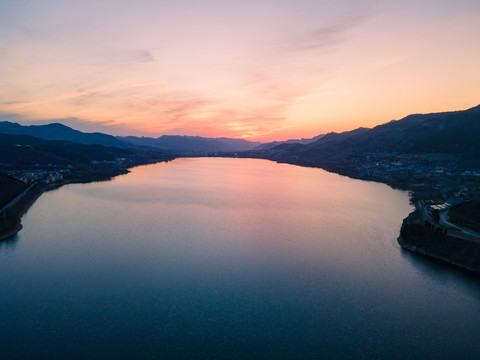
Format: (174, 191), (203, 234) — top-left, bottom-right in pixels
(1, 0), (479, 141)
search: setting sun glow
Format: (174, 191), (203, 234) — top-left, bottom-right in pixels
(1, 0), (479, 141)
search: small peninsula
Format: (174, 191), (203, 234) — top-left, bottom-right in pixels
(398, 201), (480, 272)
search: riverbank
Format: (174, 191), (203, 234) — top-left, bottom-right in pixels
(0, 163), (164, 241)
(4, 154), (479, 273)
(219, 154), (480, 272)
(309, 161), (480, 273)
(0, 181), (46, 241)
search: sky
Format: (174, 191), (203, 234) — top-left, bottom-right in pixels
(0, 0), (479, 141)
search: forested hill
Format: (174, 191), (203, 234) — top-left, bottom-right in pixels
(0, 121), (262, 154)
(264, 105), (480, 166)
(0, 121), (128, 148)
(0, 133), (173, 167)
(120, 134), (261, 154)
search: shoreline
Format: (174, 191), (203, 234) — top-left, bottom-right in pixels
(0, 181), (47, 241)
(4, 155), (478, 274)
(0, 224), (23, 242)
(224, 155), (480, 273)
(293, 160), (480, 273)
(0, 162), (167, 241)
(398, 232), (480, 273)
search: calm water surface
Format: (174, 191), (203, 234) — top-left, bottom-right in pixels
(1, 158), (479, 359)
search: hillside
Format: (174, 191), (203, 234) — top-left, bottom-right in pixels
(0, 121), (263, 154)
(252, 134), (325, 151)
(0, 133), (173, 168)
(0, 121), (128, 148)
(264, 105), (480, 166)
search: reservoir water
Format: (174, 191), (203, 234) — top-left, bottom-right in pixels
(1, 158), (479, 359)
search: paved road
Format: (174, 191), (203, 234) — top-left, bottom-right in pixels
(0, 182), (37, 215)
(439, 212), (480, 243)
(416, 200), (480, 243)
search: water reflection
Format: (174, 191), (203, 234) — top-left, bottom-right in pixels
(400, 247), (480, 291)
(0, 233), (18, 255)
(1, 158), (479, 360)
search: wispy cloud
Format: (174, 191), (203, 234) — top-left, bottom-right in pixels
(288, 11), (376, 52)
(0, 2), (379, 140)
(1, 89), (98, 111)
(132, 49), (155, 63)
(1, 1), (478, 140)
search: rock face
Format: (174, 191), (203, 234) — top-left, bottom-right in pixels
(398, 210), (480, 272)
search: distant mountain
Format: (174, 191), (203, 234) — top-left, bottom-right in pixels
(0, 121), (262, 155)
(5, 104), (479, 163)
(0, 121), (128, 148)
(0, 133), (172, 167)
(264, 105), (480, 165)
(252, 134), (325, 151)
(120, 135), (261, 154)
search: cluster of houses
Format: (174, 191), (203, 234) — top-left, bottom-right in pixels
(350, 154), (480, 206)
(7, 168), (68, 184)
(358, 158), (456, 180)
(3, 157), (130, 185)
(90, 158), (128, 167)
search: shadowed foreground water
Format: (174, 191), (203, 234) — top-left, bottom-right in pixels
(1, 158), (479, 359)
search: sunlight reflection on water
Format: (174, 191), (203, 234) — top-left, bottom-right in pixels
(0, 158), (479, 359)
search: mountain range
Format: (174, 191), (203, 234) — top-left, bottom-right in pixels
(1, 104), (480, 164)
(119, 135), (260, 154)
(0, 133), (173, 168)
(0, 122), (127, 148)
(261, 105), (480, 166)
(251, 134), (325, 151)
(0, 121), (263, 155)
